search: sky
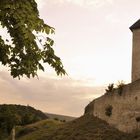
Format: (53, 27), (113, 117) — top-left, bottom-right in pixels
(0, 0), (140, 117)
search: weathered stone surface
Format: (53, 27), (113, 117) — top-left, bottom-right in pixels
(132, 29), (140, 82)
(85, 80), (140, 132)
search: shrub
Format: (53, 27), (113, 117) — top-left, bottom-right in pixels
(61, 120), (66, 123)
(54, 118), (59, 121)
(117, 81), (125, 96)
(105, 105), (113, 117)
(136, 117), (140, 122)
(105, 84), (114, 93)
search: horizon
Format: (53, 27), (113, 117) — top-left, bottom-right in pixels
(0, 0), (140, 116)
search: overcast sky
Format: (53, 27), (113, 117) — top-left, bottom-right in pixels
(0, 0), (139, 117)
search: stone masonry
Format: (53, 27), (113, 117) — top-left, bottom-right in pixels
(85, 19), (140, 133)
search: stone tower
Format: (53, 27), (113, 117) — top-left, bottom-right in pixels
(130, 19), (140, 82)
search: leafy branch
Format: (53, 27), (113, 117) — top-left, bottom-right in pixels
(0, 0), (66, 78)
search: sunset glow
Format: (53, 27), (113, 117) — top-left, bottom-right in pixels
(0, 0), (139, 116)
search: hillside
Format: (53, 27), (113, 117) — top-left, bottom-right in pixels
(15, 119), (63, 140)
(15, 114), (140, 140)
(0, 104), (48, 139)
(46, 113), (76, 122)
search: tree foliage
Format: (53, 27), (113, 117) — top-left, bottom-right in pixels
(0, 104), (48, 137)
(117, 81), (125, 96)
(105, 105), (113, 117)
(0, 0), (66, 78)
(105, 83), (114, 93)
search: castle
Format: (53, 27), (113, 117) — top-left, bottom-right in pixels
(85, 19), (140, 133)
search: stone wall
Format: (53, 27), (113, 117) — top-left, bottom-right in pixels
(132, 29), (140, 82)
(85, 79), (140, 132)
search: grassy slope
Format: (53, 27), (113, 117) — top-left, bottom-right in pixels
(45, 113), (76, 122)
(15, 119), (62, 140)
(16, 114), (140, 140)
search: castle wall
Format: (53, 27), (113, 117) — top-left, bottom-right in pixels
(132, 29), (140, 82)
(85, 80), (140, 132)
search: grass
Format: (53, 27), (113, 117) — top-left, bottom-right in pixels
(15, 114), (140, 140)
(15, 119), (63, 140)
(45, 113), (76, 122)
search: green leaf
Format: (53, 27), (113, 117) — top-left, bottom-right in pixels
(38, 63), (44, 71)
(0, 0), (66, 78)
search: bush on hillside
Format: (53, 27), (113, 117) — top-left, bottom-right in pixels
(105, 105), (113, 117)
(0, 104), (48, 137)
(105, 83), (114, 93)
(117, 81), (125, 96)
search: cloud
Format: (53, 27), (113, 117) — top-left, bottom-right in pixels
(0, 71), (104, 116)
(35, 0), (114, 10)
(48, 0), (114, 8)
